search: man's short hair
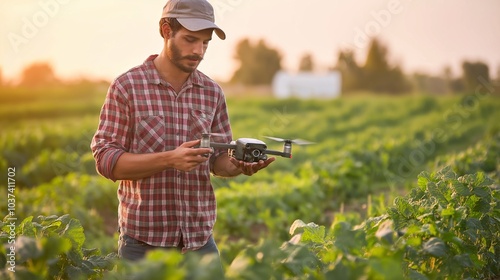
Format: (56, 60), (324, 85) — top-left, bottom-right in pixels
(159, 17), (183, 38)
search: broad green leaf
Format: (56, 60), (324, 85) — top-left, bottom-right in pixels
(66, 266), (84, 280)
(421, 224), (438, 236)
(41, 236), (71, 259)
(472, 186), (490, 198)
(67, 249), (84, 264)
(18, 216), (35, 237)
(426, 182), (448, 208)
(386, 207), (399, 221)
(87, 254), (116, 270)
(61, 219), (85, 250)
(422, 237), (447, 258)
(466, 218), (482, 231)
(408, 187), (426, 202)
(437, 166), (455, 180)
(441, 232), (464, 247)
(405, 224), (423, 235)
(289, 220), (325, 243)
(79, 259), (99, 275)
(333, 222), (366, 253)
(37, 215), (59, 224)
(441, 206), (455, 216)
(282, 244), (320, 275)
(417, 172), (430, 190)
(406, 237), (422, 247)
(41, 220), (62, 235)
(408, 269), (429, 280)
(452, 182), (471, 196)
(302, 224), (326, 244)
(480, 215), (496, 233)
(55, 214), (72, 227)
(473, 172), (494, 187)
(82, 247), (100, 257)
(453, 254), (474, 268)
(463, 229), (478, 242)
(473, 198), (491, 214)
(395, 197), (413, 219)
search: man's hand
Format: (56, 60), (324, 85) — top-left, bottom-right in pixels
(170, 140), (212, 172)
(229, 157), (276, 176)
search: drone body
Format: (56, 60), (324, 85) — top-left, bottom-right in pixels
(200, 134), (312, 163)
(230, 138), (269, 163)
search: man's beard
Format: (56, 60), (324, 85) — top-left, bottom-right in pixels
(168, 41), (204, 73)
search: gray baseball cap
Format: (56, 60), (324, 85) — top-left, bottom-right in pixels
(162, 0), (226, 40)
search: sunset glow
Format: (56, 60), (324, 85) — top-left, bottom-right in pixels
(1, 0), (499, 83)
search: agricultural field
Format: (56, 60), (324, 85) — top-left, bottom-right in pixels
(0, 85), (499, 279)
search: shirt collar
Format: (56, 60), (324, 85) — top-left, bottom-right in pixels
(144, 54), (205, 88)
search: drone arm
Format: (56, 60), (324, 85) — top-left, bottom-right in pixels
(265, 149), (291, 158)
(210, 143), (237, 149)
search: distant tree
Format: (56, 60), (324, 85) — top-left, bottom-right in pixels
(462, 61), (489, 92)
(298, 53), (314, 72)
(441, 66), (466, 94)
(334, 49), (363, 92)
(362, 38), (411, 94)
(230, 38), (282, 85)
(449, 78), (465, 93)
(496, 65), (500, 82)
(334, 39), (411, 94)
(443, 66), (453, 94)
(19, 62), (58, 87)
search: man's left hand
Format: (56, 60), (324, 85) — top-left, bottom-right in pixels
(229, 157), (275, 176)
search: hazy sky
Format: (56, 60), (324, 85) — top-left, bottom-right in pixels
(1, 0), (499, 83)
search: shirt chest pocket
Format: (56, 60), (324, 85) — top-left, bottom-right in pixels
(189, 109), (214, 140)
(135, 115), (165, 153)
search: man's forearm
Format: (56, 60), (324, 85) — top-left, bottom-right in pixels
(110, 140), (212, 181)
(112, 151), (173, 181)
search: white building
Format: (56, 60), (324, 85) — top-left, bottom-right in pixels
(272, 71), (342, 99)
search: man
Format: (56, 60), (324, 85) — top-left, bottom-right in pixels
(91, 0), (274, 267)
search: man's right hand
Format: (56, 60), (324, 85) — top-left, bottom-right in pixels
(170, 140), (212, 172)
(111, 139), (213, 180)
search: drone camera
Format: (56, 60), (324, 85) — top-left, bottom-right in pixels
(251, 149), (262, 157)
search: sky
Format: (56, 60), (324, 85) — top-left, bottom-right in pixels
(1, 0), (500, 83)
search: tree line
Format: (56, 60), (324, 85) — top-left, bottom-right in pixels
(229, 37), (497, 95)
(1, 37), (497, 95)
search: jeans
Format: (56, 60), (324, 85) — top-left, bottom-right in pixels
(118, 233), (224, 278)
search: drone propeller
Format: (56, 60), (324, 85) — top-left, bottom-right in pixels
(200, 132), (226, 149)
(200, 132), (236, 150)
(201, 132), (227, 137)
(263, 136), (315, 145)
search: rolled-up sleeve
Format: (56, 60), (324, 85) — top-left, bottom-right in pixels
(90, 81), (131, 182)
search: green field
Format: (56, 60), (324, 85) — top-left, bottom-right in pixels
(1, 85), (499, 279)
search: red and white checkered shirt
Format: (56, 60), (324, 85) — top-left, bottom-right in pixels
(91, 55), (232, 250)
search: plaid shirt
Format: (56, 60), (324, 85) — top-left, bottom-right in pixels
(91, 55), (232, 251)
